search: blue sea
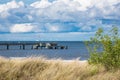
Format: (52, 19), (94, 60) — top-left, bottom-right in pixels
(0, 41), (89, 60)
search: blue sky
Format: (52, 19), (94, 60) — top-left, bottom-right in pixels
(0, 0), (120, 41)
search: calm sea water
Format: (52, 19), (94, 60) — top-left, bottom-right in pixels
(0, 41), (89, 60)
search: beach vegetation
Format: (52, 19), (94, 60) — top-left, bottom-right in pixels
(86, 27), (120, 70)
(1, 57), (120, 80)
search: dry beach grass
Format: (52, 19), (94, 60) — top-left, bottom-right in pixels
(0, 57), (120, 80)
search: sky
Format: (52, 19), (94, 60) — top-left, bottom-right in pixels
(0, 0), (120, 41)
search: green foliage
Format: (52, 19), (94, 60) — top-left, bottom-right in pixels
(86, 27), (120, 70)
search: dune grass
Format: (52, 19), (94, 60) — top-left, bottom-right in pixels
(0, 57), (120, 80)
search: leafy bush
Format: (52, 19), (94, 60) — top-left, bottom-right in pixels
(86, 27), (120, 70)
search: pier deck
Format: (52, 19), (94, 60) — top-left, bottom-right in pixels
(0, 41), (68, 50)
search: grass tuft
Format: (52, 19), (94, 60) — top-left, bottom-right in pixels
(0, 57), (119, 80)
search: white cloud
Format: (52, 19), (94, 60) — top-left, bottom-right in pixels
(47, 25), (59, 32)
(30, 0), (51, 8)
(10, 24), (34, 33)
(0, 1), (24, 18)
(0, 1), (24, 12)
(26, 15), (33, 21)
(0, 11), (10, 18)
(45, 23), (62, 32)
(74, 0), (92, 11)
(30, 0), (120, 21)
(0, 0), (119, 34)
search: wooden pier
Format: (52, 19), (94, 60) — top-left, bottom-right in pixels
(0, 41), (68, 50)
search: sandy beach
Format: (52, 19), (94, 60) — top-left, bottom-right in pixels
(9, 57), (88, 64)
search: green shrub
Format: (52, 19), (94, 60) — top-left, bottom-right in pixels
(86, 27), (120, 70)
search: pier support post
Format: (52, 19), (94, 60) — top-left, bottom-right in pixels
(23, 44), (25, 50)
(66, 46), (68, 49)
(20, 45), (22, 50)
(7, 44), (9, 50)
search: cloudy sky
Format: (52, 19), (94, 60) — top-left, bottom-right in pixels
(0, 0), (120, 41)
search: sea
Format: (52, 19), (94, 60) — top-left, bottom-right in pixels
(0, 41), (89, 60)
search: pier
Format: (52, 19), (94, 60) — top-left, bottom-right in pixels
(0, 41), (68, 50)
